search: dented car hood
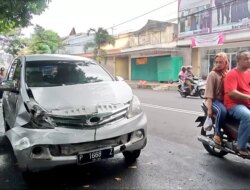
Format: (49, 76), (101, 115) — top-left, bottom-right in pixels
(29, 81), (132, 114)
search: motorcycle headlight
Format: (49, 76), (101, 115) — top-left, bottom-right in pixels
(127, 95), (142, 118)
(23, 101), (55, 129)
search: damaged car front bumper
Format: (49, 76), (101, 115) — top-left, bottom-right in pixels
(6, 113), (147, 172)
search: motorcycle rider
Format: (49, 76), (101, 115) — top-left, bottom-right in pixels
(204, 52), (229, 145)
(224, 50), (250, 157)
(178, 66), (186, 91)
(184, 65), (195, 95)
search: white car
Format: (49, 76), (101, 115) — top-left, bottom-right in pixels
(1, 54), (147, 174)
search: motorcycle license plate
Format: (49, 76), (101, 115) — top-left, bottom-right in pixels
(77, 147), (114, 165)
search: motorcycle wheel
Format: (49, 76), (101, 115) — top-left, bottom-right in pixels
(201, 127), (228, 157)
(180, 92), (187, 98)
(199, 89), (205, 99)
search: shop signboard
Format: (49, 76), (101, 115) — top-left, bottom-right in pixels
(178, 0), (250, 37)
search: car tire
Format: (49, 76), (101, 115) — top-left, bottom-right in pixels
(123, 150), (141, 162)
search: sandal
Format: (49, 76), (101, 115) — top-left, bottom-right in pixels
(213, 134), (222, 145)
(237, 148), (250, 158)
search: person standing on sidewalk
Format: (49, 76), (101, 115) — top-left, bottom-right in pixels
(204, 52), (229, 145)
(224, 50), (250, 157)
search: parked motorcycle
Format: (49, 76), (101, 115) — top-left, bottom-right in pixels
(178, 77), (206, 99)
(195, 103), (250, 159)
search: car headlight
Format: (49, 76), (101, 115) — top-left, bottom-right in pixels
(127, 95), (142, 118)
(23, 101), (55, 129)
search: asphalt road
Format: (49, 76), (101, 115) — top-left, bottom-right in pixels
(1, 89), (250, 190)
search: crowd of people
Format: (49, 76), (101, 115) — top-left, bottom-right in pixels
(179, 50), (250, 157)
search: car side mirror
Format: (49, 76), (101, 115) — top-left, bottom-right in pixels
(0, 80), (19, 93)
(115, 76), (124, 81)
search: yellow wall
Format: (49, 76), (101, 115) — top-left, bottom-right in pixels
(191, 48), (200, 76)
(115, 57), (129, 80)
(102, 33), (130, 50)
(128, 24), (177, 47)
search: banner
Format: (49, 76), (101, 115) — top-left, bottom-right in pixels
(178, 0), (211, 37)
(191, 33), (224, 48)
(211, 0), (250, 33)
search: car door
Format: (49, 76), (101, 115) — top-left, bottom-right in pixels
(4, 58), (22, 128)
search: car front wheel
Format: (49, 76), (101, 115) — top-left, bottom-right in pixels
(123, 150), (141, 162)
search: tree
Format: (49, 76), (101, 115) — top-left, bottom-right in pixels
(0, 0), (50, 33)
(5, 37), (28, 55)
(29, 25), (62, 54)
(1, 29), (28, 55)
(85, 27), (115, 63)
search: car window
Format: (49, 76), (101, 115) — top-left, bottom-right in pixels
(25, 60), (113, 87)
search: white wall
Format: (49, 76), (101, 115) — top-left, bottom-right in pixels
(60, 33), (94, 54)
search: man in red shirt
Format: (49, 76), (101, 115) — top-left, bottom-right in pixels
(224, 50), (250, 157)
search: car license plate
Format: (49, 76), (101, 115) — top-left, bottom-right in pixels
(77, 147), (114, 165)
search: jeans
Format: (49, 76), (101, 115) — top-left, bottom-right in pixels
(228, 105), (250, 149)
(212, 100), (227, 135)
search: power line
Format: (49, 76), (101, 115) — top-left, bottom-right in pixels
(107, 0), (177, 30)
(107, 0), (238, 33)
(64, 0), (240, 48)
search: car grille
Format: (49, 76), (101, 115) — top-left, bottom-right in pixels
(50, 104), (129, 129)
(49, 133), (130, 156)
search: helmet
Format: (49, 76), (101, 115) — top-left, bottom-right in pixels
(186, 65), (192, 69)
(0, 67), (5, 71)
(181, 66), (186, 69)
(181, 66), (186, 72)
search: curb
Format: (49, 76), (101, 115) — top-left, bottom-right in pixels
(128, 83), (178, 91)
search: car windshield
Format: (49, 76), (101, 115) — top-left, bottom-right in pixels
(25, 60), (113, 87)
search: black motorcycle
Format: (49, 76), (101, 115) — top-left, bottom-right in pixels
(178, 77), (206, 99)
(196, 103), (250, 159)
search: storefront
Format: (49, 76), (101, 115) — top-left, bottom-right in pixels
(131, 55), (183, 82)
(178, 0), (250, 78)
(198, 38), (250, 78)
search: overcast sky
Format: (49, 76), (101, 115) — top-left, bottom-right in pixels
(22, 0), (178, 37)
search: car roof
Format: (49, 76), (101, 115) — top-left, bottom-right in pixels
(24, 54), (93, 62)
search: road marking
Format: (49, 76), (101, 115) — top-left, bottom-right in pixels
(141, 103), (203, 116)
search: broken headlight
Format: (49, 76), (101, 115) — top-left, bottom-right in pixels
(126, 95), (142, 118)
(22, 101), (55, 129)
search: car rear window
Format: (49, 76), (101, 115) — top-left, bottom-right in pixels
(25, 60), (113, 87)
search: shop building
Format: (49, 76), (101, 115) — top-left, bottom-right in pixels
(178, 0), (250, 78)
(104, 20), (187, 82)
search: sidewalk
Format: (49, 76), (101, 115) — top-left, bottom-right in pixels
(125, 80), (178, 91)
